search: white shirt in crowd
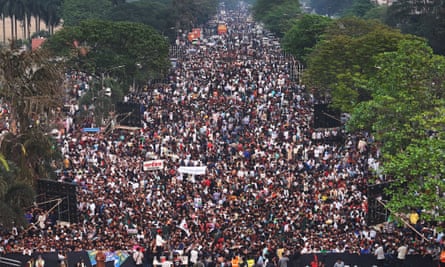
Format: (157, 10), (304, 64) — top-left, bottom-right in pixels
(397, 245), (408, 260)
(156, 234), (166, 247)
(374, 245), (385, 260)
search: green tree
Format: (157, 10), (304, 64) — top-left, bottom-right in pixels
(61, 0), (112, 26)
(105, 0), (173, 35)
(171, 0), (218, 32)
(0, 0), (18, 41)
(362, 5), (388, 21)
(0, 46), (64, 133)
(347, 39), (445, 154)
(0, 46), (63, 229)
(0, 0), (5, 43)
(346, 38), (445, 223)
(282, 14), (332, 64)
(342, 0), (376, 18)
(0, 161), (35, 228)
(41, 0), (62, 35)
(253, 0), (301, 37)
(0, 45), (63, 183)
(310, 0), (353, 17)
(303, 17), (419, 112)
(0, 128), (60, 181)
(77, 75), (125, 126)
(386, 0), (445, 55)
(383, 133), (445, 222)
(46, 20), (170, 86)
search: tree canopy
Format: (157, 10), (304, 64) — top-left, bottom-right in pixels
(0, 46), (62, 228)
(342, 0), (376, 18)
(0, 46), (64, 133)
(386, 0), (445, 56)
(61, 0), (112, 27)
(252, 0), (301, 37)
(282, 14), (332, 64)
(0, 162), (36, 228)
(44, 19), (170, 88)
(303, 17), (420, 112)
(309, 0), (353, 17)
(60, 0), (218, 42)
(171, 0), (218, 31)
(105, 0), (173, 36)
(347, 39), (445, 221)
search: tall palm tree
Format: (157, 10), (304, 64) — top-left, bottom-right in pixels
(0, 159), (35, 229)
(12, 0), (26, 40)
(1, 0), (15, 41)
(42, 0), (62, 35)
(0, 128), (61, 181)
(0, 45), (64, 133)
(0, 0), (6, 43)
(23, 0), (33, 40)
(0, 46), (62, 230)
(31, 0), (45, 35)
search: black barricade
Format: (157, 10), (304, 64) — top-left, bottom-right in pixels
(297, 253), (434, 267)
(5, 252), (59, 267)
(3, 252), (435, 267)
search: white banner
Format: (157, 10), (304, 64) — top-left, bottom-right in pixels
(143, 160), (164, 171)
(177, 166), (207, 175)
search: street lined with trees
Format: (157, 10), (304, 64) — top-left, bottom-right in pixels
(269, 1), (445, 222)
(0, 0), (443, 242)
(347, 39), (445, 221)
(0, 46), (63, 228)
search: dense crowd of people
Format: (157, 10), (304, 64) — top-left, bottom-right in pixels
(1, 3), (444, 267)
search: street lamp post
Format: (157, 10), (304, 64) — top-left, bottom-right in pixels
(95, 65), (125, 126)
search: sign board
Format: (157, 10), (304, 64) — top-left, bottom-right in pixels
(143, 160), (164, 171)
(177, 166), (206, 175)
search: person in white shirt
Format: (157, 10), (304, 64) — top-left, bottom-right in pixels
(133, 247), (144, 267)
(37, 212), (47, 229)
(374, 243), (385, 267)
(36, 255), (45, 267)
(155, 231), (166, 260)
(396, 243), (408, 267)
(333, 258), (345, 267)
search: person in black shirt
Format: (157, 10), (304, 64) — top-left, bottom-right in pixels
(173, 252), (183, 267)
(144, 244), (155, 267)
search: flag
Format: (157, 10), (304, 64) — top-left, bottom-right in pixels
(177, 218), (191, 236)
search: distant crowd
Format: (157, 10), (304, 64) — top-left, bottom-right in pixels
(1, 4), (444, 267)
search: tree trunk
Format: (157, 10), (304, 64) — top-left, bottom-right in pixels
(27, 16), (31, 40)
(10, 15), (14, 41)
(35, 16), (39, 34)
(2, 16), (5, 43)
(14, 16), (18, 41)
(23, 18), (26, 40)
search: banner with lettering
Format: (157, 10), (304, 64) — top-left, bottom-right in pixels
(177, 166), (207, 175)
(143, 160), (164, 171)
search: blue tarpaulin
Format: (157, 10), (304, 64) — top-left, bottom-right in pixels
(82, 128), (100, 133)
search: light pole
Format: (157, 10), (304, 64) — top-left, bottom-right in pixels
(100, 65), (125, 92)
(96, 65), (125, 126)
